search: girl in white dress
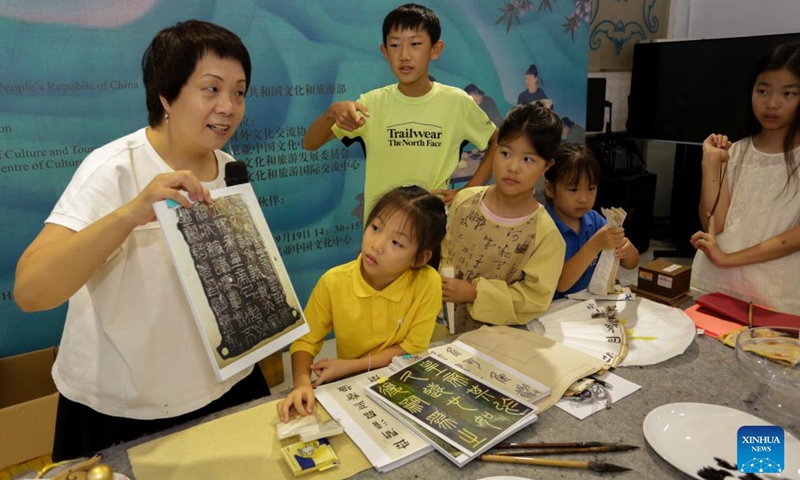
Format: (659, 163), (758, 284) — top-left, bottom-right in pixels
(691, 42), (800, 314)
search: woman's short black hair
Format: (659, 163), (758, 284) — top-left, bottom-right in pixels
(142, 20), (251, 127)
(464, 83), (484, 96)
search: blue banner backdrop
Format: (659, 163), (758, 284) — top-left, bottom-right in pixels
(0, 0), (589, 358)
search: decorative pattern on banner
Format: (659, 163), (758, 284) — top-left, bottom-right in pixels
(588, 0), (670, 70)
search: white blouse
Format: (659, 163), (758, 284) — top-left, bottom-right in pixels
(692, 137), (800, 314)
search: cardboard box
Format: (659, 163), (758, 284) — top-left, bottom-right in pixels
(631, 285), (693, 307)
(0, 347), (59, 470)
(636, 259), (691, 300)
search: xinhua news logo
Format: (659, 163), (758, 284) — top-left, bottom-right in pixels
(737, 425), (784, 474)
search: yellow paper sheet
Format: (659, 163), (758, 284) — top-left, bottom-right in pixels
(129, 399), (371, 480)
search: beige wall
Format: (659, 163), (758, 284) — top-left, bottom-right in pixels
(588, 0), (670, 72)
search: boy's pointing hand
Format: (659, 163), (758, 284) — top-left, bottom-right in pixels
(330, 101), (370, 131)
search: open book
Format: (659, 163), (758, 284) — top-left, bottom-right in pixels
(393, 341), (550, 407)
(458, 325), (608, 412)
(316, 326), (606, 469)
(365, 356), (538, 467)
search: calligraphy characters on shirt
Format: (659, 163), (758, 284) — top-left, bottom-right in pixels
(448, 197), (539, 330)
(452, 209), (533, 281)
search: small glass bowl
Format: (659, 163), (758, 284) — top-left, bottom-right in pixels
(735, 327), (800, 425)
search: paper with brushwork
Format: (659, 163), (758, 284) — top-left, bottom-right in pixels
(457, 325), (606, 412)
(535, 299), (628, 368)
(154, 183), (309, 380)
(393, 342), (550, 407)
(588, 207), (627, 295)
(365, 356), (537, 466)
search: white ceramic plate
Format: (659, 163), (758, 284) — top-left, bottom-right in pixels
(643, 402), (800, 479)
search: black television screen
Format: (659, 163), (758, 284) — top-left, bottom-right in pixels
(626, 32), (800, 144)
(585, 77), (606, 133)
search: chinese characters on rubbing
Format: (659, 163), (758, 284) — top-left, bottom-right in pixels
(176, 195), (300, 358)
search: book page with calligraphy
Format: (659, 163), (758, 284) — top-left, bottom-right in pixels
(365, 356), (538, 467)
(314, 367), (433, 472)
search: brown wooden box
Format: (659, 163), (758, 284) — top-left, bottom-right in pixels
(635, 259), (691, 300)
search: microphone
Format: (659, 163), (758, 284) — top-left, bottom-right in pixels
(224, 161), (250, 186)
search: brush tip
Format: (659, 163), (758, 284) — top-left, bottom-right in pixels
(588, 461), (632, 473)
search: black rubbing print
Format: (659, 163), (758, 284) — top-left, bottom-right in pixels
(176, 195), (300, 359)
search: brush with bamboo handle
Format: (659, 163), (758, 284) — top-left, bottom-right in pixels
(480, 454), (631, 472)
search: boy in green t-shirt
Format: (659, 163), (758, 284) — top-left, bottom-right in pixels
(303, 3), (499, 218)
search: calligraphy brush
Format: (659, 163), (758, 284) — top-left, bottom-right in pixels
(480, 454), (631, 472)
(488, 444), (639, 456)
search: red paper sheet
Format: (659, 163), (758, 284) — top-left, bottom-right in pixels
(695, 292), (800, 329)
(684, 304), (741, 339)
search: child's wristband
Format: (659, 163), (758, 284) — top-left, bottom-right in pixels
(367, 353), (372, 372)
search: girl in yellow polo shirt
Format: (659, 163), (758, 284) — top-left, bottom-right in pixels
(278, 185), (447, 421)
